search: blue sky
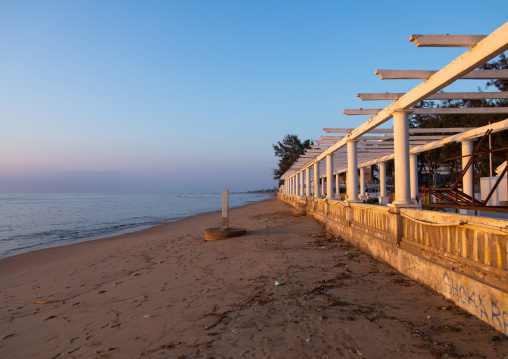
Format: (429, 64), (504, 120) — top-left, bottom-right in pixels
(1, 0), (507, 193)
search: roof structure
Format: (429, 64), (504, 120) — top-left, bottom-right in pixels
(280, 22), (508, 182)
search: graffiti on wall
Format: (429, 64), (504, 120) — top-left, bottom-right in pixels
(443, 273), (507, 334)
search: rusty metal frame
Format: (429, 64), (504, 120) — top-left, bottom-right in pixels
(423, 130), (508, 213)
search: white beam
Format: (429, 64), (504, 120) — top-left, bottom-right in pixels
(323, 127), (473, 133)
(357, 92), (508, 101)
(323, 128), (390, 133)
(320, 135), (447, 141)
(409, 35), (487, 47)
(375, 69), (508, 80)
(315, 140), (433, 145)
(344, 107), (508, 115)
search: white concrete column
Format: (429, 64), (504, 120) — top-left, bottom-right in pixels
(291, 176), (295, 195)
(299, 171), (304, 197)
(295, 173), (300, 196)
(313, 163), (319, 198)
(335, 172), (340, 198)
(305, 168), (310, 196)
(410, 154), (419, 204)
(326, 154), (333, 199)
(347, 141), (361, 202)
(461, 139), (474, 198)
(359, 167), (366, 200)
(378, 161), (388, 205)
(390, 110), (414, 207)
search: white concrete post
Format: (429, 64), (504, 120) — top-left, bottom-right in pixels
(461, 139), (474, 198)
(299, 171), (304, 197)
(347, 141), (361, 202)
(390, 110), (414, 207)
(222, 190), (229, 230)
(305, 168), (310, 196)
(410, 154), (419, 204)
(335, 172), (340, 198)
(326, 154), (333, 199)
(291, 176), (294, 195)
(295, 173), (300, 196)
(297, 172), (300, 196)
(359, 167), (366, 200)
(379, 161), (388, 204)
(313, 163), (319, 198)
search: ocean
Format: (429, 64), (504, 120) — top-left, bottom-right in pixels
(0, 193), (272, 259)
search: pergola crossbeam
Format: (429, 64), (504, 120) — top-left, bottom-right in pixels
(315, 140), (431, 145)
(409, 35), (487, 47)
(344, 107), (508, 115)
(357, 92), (508, 101)
(323, 127), (473, 133)
(375, 69), (508, 80)
(320, 135), (447, 141)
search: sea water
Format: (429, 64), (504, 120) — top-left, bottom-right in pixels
(0, 193), (271, 259)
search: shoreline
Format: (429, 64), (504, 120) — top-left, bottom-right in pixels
(0, 198), (266, 275)
(1, 198), (506, 358)
(0, 193), (275, 262)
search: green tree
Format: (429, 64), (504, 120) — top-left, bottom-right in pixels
(272, 134), (313, 186)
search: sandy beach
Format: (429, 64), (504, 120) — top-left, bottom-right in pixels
(0, 199), (506, 358)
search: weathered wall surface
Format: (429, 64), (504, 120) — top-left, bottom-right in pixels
(278, 193), (508, 335)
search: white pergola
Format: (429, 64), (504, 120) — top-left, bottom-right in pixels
(281, 22), (508, 209)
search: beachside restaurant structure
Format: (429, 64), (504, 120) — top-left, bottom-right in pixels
(278, 23), (508, 334)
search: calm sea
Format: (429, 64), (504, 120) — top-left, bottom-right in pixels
(0, 193), (271, 259)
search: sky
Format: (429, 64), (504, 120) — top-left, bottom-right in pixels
(1, 0), (507, 193)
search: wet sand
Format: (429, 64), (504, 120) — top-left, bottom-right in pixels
(0, 199), (506, 358)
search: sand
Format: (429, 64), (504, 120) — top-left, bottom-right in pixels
(0, 199), (506, 358)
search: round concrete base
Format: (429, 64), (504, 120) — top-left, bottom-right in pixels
(204, 228), (246, 241)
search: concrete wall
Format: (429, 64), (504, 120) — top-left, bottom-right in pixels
(279, 193), (508, 335)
